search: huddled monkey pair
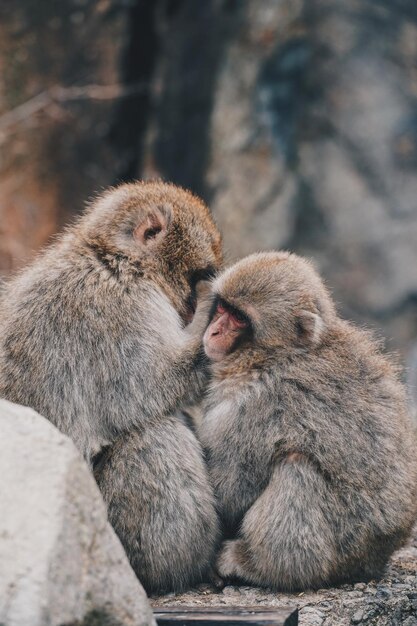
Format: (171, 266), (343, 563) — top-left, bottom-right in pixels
(0, 182), (416, 594)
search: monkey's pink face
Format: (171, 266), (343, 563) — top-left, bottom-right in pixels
(203, 300), (250, 362)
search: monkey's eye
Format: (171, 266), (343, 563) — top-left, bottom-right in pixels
(216, 299), (249, 328)
(233, 309), (247, 324)
(230, 307), (249, 329)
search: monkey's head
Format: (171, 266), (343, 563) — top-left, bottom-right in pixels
(80, 181), (222, 321)
(203, 251), (336, 363)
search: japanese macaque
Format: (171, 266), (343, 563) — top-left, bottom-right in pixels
(0, 181), (222, 593)
(199, 251), (417, 590)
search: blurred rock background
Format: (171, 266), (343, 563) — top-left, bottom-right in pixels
(1, 0), (417, 402)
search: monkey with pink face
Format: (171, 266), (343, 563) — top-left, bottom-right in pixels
(199, 251), (417, 590)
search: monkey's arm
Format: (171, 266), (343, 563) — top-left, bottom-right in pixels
(185, 282), (213, 339)
(179, 289), (213, 405)
(216, 453), (340, 590)
(200, 398), (279, 536)
(128, 285), (211, 420)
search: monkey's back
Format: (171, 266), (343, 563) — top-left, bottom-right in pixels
(275, 319), (417, 574)
(0, 235), (192, 460)
(95, 416), (219, 593)
(279, 321), (415, 480)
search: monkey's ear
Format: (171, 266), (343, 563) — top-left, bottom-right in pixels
(133, 205), (172, 248)
(296, 310), (325, 347)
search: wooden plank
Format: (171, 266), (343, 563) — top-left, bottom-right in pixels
(153, 606), (298, 626)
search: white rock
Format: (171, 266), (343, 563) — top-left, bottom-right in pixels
(0, 399), (155, 626)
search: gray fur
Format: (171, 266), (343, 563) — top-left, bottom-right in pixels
(95, 417), (218, 594)
(199, 251), (417, 591)
(0, 181), (222, 593)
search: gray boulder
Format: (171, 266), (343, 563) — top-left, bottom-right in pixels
(0, 398), (155, 626)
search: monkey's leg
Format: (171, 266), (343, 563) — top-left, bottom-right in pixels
(216, 454), (339, 590)
(95, 418), (219, 594)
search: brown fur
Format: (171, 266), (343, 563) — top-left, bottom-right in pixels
(0, 181), (222, 593)
(199, 251), (417, 590)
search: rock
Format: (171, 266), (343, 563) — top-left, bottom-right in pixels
(202, 0), (417, 361)
(143, 0), (417, 369)
(0, 399), (154, 626)
(0, 0), (157, 274)
(300, 606), (325, 625)
(221, 586), (242, 597)
(351, 610), (364, 624)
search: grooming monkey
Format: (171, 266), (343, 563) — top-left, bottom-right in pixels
(0, 181), (222, 593)
(199, 251), (417, 590)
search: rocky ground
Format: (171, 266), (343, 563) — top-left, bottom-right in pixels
(151, 529), (417, 626)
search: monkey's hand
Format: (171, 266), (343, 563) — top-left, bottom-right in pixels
(216, 539), (246, 582)
(185, 280), (213, 342)
(208, 567), (226, 591)
(196, 568), (225, 593)
(180, 280), (213, 402)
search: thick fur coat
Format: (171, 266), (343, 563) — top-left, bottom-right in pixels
(199, 252), (417, 590)
(0, 181), (222, 593)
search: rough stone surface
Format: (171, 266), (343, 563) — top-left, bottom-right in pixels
(201, 0), (417, 360)
(143, 0), (417, 410)
(0, 398), (154, 626)
(0, 0), (155, 273)
(152, 528), (417, 626)
(1, 0), (417, 368)
(137, 0), (417, 397)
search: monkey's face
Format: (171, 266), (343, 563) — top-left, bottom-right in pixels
(204, 298), (252, 361)
(204, 252), (335, 363)
(82, 182), (223, 322)
(163, 208), (222, 323)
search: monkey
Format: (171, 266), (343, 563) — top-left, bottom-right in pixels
(198, 251), (417, 591)
(0, 181), (222, 593)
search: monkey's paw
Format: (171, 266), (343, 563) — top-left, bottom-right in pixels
(216, 540), (244, 580)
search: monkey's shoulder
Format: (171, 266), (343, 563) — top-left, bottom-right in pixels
(2, 242), (183, 340)
(280, 324), (406, 411)
(205, 332), (410, 472)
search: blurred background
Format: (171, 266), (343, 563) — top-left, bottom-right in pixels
(1, 0), (417, 404)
